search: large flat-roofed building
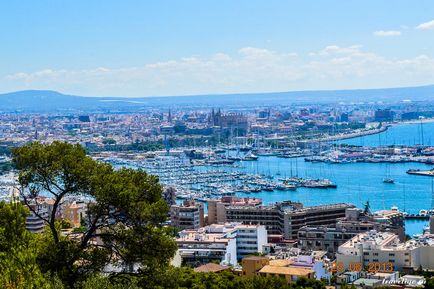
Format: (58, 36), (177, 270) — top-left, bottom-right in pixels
(171, 200), (204, 230)
(336, 230), (434, 271)
(225, 201), (353, 239)
(372, 209), (405, 241)
(298, 208), (405, 255)
(176, 222), (267, 267)
(282, 203), (353, 239)
(207, 196), (262, 225)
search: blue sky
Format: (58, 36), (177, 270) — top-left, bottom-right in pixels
(1, 0), (434, 96)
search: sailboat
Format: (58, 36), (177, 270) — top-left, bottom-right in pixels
(383, 163), (395, 184)
(383, 178), (395, 184)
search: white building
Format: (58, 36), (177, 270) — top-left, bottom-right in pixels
(176, 222), (267, 266)
(337, 230), (434, 271)
(228, 224), (268, 259)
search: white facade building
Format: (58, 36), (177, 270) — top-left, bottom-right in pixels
(337, 230), (434, 271)
(176, 222), (267, 266)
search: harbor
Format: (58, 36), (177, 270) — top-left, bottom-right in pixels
(91, 121), (434, 236)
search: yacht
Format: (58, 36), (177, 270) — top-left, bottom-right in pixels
(419, 209), (428, 216)
(243, 152), (258, 161)
(383, 178), (395, 184)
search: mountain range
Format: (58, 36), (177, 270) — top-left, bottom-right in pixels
(1, 84), (434, 112)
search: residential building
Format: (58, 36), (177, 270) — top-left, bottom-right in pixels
(336, 230), (434, 271)
(61, 201), (84, 228)
(372, 209), (405, 241)
(232, 224), (268, 259)
(242, 256), (315, 283)
(171, 200), (204, 230)
(24, 197), (56, 233)
(207, 196), (262, 225)
(176, 222), (267, 266)
(242, 256), (270, 277)
(26, 205), (48, 233)
(298, 208), (405, 255)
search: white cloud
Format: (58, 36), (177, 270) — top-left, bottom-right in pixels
(2, 46), (434, 96)
(373, 30), (401, 37)
(416, 19), (434, 30)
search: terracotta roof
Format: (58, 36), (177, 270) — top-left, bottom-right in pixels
(259, 265), (314, 276)
(269, 259), (292, 267)
(193, 263), (230, 273)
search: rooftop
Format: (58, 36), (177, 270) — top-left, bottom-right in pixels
(193, 263), (230, 273)
(339, 230), (397, 249)
(259, 265), (314, 276)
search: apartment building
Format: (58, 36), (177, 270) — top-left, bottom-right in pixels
(207, 196), (262, 225)
(26, 209), (48, 233)
(176, 222), (267, 266)
(171, 200), (205, 230)
(232, 224), (268, 259)
(298, 208), (405, 255)
(336, 230), (434, 271)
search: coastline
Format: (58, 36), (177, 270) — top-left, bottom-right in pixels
(317, 124), (389, 143)
(317, 117), (434, 143)
(395, 118), (434, 125)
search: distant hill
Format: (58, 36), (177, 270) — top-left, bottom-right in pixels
(1, 85), (434, 112)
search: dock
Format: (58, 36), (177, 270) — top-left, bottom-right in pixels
(406, 169), (434, 177)
(404, 214), (430, 220)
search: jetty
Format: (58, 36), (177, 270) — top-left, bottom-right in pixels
(406, 169), (434, 177)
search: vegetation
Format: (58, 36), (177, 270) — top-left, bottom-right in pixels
(0, 200), (329, 289)
(11, 141), (177, 288)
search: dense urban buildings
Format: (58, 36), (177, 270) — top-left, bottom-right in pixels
(225, 201), (353, 239)
(336, 230), (434, 271)
(298, 207), (405, 255)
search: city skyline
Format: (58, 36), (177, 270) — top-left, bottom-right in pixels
(1, 1), (434, 97)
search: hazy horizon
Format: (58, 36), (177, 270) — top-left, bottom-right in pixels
(1, 83), (434, 99)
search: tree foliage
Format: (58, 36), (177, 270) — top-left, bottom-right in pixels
(0, 201), (63, 289)
(12, 141), (177, 287)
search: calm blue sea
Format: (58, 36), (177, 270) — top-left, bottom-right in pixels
(218, 122), (434, 236)
(337, 121), (434, 147)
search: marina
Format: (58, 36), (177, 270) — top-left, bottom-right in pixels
(93, 122), (434, 236)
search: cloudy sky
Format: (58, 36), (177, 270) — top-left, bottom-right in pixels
(1, 0), (434, 96)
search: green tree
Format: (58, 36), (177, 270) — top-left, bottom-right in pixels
(0, 201), (62, 289)
(12, 142), (177, 288)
